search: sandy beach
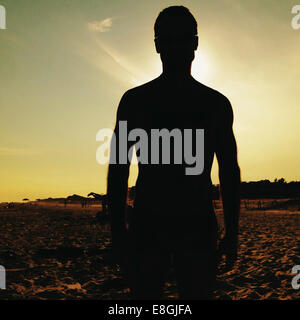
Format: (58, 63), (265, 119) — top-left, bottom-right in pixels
(0, 201), (299, 300)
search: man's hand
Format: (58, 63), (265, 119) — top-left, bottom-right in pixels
(217, 233), (238, 274)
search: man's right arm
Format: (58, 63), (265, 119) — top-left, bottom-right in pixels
(107, 92), (134, 248)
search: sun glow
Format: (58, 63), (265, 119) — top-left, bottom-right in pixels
(192, 50), (212, 83)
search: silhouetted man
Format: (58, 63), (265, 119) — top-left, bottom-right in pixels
(107, 6), (240, 299)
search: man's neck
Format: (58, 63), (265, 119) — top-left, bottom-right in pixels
(160, 63), (194, 87)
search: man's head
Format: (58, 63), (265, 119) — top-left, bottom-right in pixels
(154, 6), (198, 67)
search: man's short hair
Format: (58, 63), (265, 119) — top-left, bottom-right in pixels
(154, 6), (198, 38)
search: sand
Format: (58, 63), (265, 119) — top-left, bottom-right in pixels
(0, 201), (299, 300)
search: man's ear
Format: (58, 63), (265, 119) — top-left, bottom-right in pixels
(154, 39), (160, 53)
(193, 36), (198, 51)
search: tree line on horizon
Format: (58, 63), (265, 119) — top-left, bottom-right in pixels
(31, 178), (300, 203)
(128, 178), (300, 201)
(210, 178), (300, 200)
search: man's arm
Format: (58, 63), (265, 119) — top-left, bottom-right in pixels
(215, 97), (240, 267)
(107, 92), (134, 247)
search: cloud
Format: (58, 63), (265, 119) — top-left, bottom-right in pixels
(75, 34), (153, 87)
(88, 18), (114, 33)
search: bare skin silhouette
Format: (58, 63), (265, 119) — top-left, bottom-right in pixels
(107, 6), (240, 300)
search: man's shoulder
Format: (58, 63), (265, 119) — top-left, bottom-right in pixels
(117, 79), (158, 117)
(194, 80), (230, 105)
(122, 78), (159, 100)
(194, 81), (233, 118)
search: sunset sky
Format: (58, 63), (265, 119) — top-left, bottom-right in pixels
(1, 0), (300, 202)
